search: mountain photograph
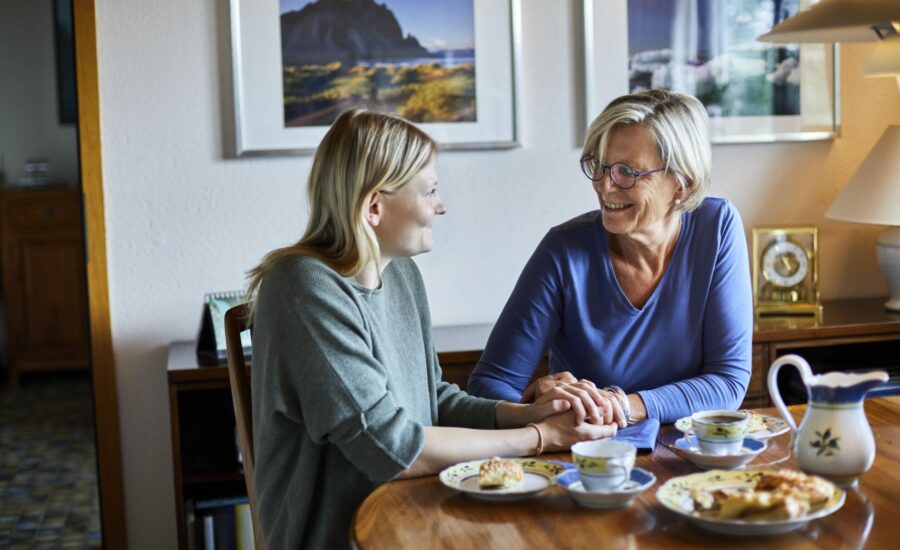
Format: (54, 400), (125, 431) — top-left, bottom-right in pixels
(280, 0), (476, 126)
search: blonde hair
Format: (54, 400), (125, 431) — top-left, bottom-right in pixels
(246, 108), (436, 316)
(583, 89), (711, 212)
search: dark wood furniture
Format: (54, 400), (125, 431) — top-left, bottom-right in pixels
(223, 304), (266, 550)
(353, 397), (900, 549)
(167, 298), (900, 549)
(749, 298), (900, 407)
(0, 186), (91, 385)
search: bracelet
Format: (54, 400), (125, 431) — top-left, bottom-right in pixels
(527, 423), (544, 456)
(603, 385), (631, 423)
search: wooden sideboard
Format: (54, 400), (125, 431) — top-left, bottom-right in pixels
(167, 297), (900, 549)
(1, 186), (90, 385)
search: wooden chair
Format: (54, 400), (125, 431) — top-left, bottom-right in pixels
(224, 303), (266, 550)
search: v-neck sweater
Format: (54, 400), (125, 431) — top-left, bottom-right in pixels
(468, 197), (753, 423)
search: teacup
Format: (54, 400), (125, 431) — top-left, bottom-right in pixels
(571, 440), (636, 492)
(689, 410), (748, 455)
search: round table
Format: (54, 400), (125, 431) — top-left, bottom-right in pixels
(352, 401), (900, 549)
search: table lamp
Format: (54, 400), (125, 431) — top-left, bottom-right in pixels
(825, 126), (900, 312)
(758, 0), (900, 88)
(758, 1), (900, 311)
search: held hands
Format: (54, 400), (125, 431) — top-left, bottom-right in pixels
(536, 410), (618, 452)
(521, 372), (627, 428)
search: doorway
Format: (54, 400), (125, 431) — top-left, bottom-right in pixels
(0, 0), (125, 546)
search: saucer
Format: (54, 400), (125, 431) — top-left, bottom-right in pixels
(669, 436), (767, 470)
(556, 468), (656, 509)
(675, 412), (789, 441)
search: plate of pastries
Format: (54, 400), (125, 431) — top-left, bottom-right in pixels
(439, 457), (567, 502)
(656, 469), (845, 535)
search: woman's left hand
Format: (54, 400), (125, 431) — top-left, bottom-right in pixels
(523, 383), (624, 427)
(521, 373), (626, 427)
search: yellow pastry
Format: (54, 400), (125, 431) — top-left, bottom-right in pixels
(478, 457), (524, 489)
(690, 469), (835, 520)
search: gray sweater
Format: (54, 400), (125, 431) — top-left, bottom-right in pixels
(251, 255), (500, 549)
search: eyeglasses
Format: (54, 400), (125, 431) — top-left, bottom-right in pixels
(580, 155), (665, 189)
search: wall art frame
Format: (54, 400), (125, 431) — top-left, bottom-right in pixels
(229, 0), (523, 156)
(583, 0), (840, 144)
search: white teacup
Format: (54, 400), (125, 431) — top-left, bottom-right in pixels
(689, 410), (748, 455)
(571, 440), (636, 492)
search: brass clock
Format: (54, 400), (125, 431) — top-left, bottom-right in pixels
(752, 227), (820, 315)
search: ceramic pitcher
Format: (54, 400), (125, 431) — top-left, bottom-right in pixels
(768, 354), (888, 485)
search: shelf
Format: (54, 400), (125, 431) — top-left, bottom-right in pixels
(183, 471), (246, 485)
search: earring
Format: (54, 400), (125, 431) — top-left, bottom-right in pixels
(674, 198), (682, 205)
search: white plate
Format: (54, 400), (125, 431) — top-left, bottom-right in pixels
(669, 436), (767, 470)
(438, 458), (566, 502)
(656, 469), (845, 535)
(557, 468), (656, 509)
(675, 411), (790, 441)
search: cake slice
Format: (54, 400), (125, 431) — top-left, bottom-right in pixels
(478, 457), (524, 489)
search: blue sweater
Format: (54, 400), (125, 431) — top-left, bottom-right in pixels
(468, 197), (753, 423)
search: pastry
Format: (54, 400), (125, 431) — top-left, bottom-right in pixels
(478, 457), (524, 489)
(689, 469), (835, 520)
(741, 410), (768, 433)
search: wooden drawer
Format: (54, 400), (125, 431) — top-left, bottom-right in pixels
(743, 343), (770, 406)
(4, 195), (81, 231)
(440, 354), (548, 393)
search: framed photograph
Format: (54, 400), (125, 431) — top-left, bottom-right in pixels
(583, 0), (839, 144)
(229, 0), (522, 156)
(53, 0), (77, 125)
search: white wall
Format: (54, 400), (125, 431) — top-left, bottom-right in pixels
(0, 0), (79, 186)
(94, 0), (900, 547)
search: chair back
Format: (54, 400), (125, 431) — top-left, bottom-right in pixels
(224, 303), (266, 550)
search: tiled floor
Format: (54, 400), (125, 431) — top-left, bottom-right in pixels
(0, 373), (102, 548)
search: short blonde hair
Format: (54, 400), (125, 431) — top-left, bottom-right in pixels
(246, 108), (436, 312)
(583, 89), (711, 212)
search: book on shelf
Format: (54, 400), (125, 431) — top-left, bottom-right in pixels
(202, 514), (215, 550)
(213, 506), (236, 550)
(235, 503), (254, 550)
(194, 497), (254, 550)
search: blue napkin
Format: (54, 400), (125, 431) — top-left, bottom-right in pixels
(612, 418), (660, 451)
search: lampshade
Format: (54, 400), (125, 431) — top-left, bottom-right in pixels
(758, 0), (900, 43)
(865, 33), (900, 81)
(826, 125), (900, 312)
(826, 125), (900, 225)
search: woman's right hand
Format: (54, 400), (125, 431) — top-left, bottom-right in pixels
(537, 410), (618, 452)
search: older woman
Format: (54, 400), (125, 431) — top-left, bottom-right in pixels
(468, 89), (753, 426)
(247, 108), (615, 549)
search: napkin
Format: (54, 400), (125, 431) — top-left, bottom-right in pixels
(612, 418), (660, 452)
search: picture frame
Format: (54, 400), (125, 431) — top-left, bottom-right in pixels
(229, 0), (522, 156)
(196, 291), (252, 365)
(583, 0), (840, 144)
(53, 0), (77, 125)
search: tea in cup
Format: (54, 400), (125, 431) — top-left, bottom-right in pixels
(689, 410), (748, 455)
(571, 440), (636, 492)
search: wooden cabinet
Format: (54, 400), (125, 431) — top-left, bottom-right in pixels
(1, 187), (90, 385)
(750, 299), (900, 405)
(167, 298), (900, 549)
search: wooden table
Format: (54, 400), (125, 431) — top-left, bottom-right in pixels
(353, 397), (900, 549)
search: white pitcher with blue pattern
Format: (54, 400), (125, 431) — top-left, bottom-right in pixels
(768, 354), (888, 486)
